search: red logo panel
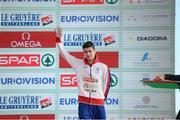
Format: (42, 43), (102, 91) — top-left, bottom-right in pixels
(61, 0), (104, 4)
(0, 54), (40, 66)
(0, 32), (55, 48)
(0, 114), (55, 120)
(60, 74), (77, 87)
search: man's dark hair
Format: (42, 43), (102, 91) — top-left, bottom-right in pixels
(82, 41), (95, 50)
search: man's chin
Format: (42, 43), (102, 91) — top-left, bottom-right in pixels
(86, 58), (93, 61)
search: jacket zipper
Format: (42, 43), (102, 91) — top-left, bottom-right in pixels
(89, 66), (92, 103)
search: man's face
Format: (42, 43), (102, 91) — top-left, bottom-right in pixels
(83, 47), (96, 61)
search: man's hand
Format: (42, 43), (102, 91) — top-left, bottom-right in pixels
(55, 27), (62, 43)
(155, 74), (166, 81)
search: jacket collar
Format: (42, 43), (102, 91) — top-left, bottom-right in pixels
(84, 55), (99, 66)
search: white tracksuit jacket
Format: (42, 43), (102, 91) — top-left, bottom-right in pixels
(57, 43), (110, 106)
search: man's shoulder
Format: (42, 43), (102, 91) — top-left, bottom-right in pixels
(97, 62), (108, 69)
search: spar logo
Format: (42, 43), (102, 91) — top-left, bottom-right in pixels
(60, 73), (118, 87)
(11, 32), (41, 48)
(41, 54), (55, 67)
(61, 0), (118, 5)
(110, 74), (118, 87)
(60, 74), (77, 87)
(0, 54), (55, 67)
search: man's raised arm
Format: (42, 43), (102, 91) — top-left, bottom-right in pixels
(55, 27), (81, 69)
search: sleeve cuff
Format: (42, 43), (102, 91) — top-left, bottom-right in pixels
(164, 74), (175, 80)
(56, 36), (61, 43)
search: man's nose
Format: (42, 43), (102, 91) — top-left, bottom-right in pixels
(87, 52), (91, 56)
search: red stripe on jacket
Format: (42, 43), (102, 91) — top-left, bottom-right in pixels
(78, 95), (104, 106)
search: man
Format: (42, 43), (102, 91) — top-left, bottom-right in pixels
(156, 74), (180, 119)
(56, 27), (110, 119)
(156, 74), (180, 82)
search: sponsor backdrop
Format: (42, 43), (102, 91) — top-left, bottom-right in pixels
(0, 0), (175, 119)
